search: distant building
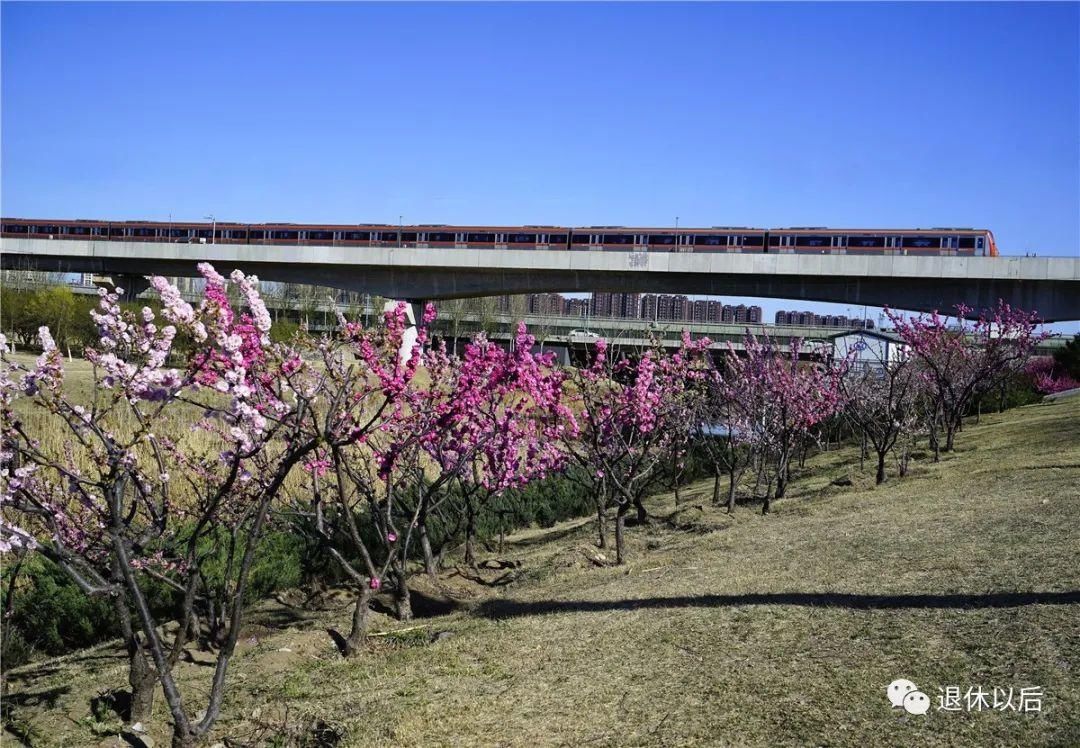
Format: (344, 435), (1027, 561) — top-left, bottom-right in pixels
(830, 329), (906, 375)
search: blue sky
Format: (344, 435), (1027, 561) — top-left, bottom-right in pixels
(2, 2), (1078, 329)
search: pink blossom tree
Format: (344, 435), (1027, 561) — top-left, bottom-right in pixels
(294, 315), (576, 650)
(717, 335), (844, 513)
(567, 334), (713, 564)
(838, 352), (923, 484)
(0, 265), (329, 747)
(886, 301), (1046, 458)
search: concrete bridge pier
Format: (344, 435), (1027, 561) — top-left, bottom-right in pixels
(382, 299), (421, 363)
(92, 273), (151, 301)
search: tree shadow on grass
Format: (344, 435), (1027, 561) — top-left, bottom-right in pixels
(474, 590), (1080, 620)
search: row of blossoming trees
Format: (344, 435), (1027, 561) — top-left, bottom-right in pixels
(0, 264), (1050, 746)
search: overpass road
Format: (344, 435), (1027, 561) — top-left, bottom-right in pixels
(3, 237), (1078, 321)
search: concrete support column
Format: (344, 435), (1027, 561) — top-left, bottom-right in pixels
(383, 300), (420, 363)
(92, 273), (151, 301)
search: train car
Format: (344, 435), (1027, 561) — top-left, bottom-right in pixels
(766, 227), (997, 256)
(567, 227), (770, 253)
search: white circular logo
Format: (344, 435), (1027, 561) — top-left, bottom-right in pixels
(903, 690), (931, 715)
(887, 679), (918, 708)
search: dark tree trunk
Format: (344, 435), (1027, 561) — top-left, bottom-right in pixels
(633, 496), (648, 525)
(392, 562), (412, 622)
(876, 451), (887, 485)
(418, 516), (437, 577)
(727, 468), (738, 514)
(774, 462), (788, 500)
(110, 564), (156, 723)
(342, 585), (373, 657)
(614, 503), (629, 565)
(945, 421), (957, 452)
(712, 470), (721, 506)
(464, 498), (477, 568)
(596, 504), (607, 549)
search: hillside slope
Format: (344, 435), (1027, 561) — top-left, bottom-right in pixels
(5, 398), (1079, 747)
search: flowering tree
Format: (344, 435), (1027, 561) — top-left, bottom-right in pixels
(279, 301), (431, 655)
(839, 352), (923, 484)
(717, 335), (844, 513)
(1025, 356), (1080, 395)
(1, 265), (326, 747)
(887, 301), (1045, 458)
(696, 371), (755, 513)
(295, 317), (575, 650)
(443, 325), (575, 567)
(568, 334), (712, 564)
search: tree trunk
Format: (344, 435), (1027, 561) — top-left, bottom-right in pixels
(419, 519), (437, 577)
(876, 451), (887, 485)
(929, 422), (941, 463)
(945, 421), (957, 452)
(110, 569), (156, 723)
(595, 504), (607, 549)
(774, 460), (788, 500)
(464, 498), (477, 568)
(342, 585), (372, 657)
(712, 470), (721, 506)
(727, 467), (738, 515)
(170, 727), (197, 748)
(633, 496), (648, 525)
(392, 562), (412, 622)
(614, 503), (629, 565)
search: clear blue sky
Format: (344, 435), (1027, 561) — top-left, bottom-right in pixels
(2, 2), (1078, 328)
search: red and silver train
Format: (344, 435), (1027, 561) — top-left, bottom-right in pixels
(0, 218), (999, 256)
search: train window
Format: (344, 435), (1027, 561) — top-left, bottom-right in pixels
(168, 228), (189, 238)
(849, 236), (885, 248)
(343, 231), (370, 241)
(571, 234), (591, 244)
(549, 234), (568, 244)
(902, 236), (940, 249)
(743, 235), (765, 247)
(3, 223), (29, 233)
(467, 233), (495, 242)
(401, 232), (417, 242)
(68, 226), (91, 235)
(957, 237), (975, 249)
(695, 235), (725, 246)
(427, 232), (454, 242)
(271, 230), (298, 240)
(649, 234), (675, 245)
(976, 237), (984, 249)
(795, 235), (830, 247)
(307, 230), (333, 241)
(133, 228), (157, 238)
(249, 230), (265, 240)
(110, 227), (126, 236)
(602, 234), (634, 244)
(768, 235), (782, 246)
(507, 233), (538, 243)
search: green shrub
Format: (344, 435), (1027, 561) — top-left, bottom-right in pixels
(5, 557), (118, 656)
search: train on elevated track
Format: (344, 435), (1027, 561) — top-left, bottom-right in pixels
(0, 218), (998, 257)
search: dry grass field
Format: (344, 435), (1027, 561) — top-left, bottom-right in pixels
(3, 395), (1079, 747)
